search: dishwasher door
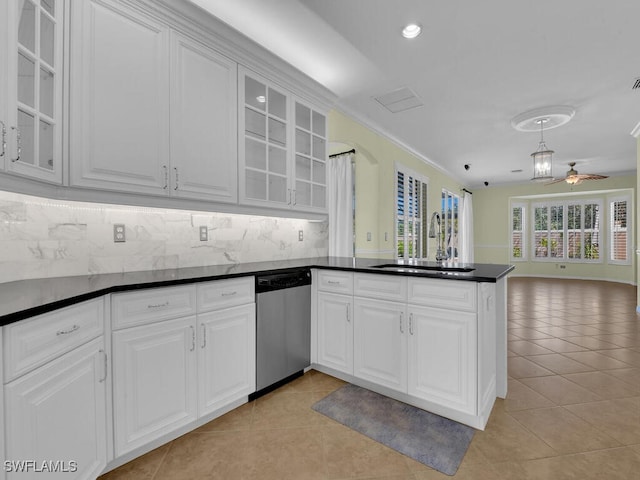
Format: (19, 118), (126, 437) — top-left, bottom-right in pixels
(255, 284), (311, 392)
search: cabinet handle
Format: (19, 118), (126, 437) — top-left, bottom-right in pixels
(409, 313), (414, 335)
(292, 189), (297, 206)
(221, 291), (237, 297)
(201, 324), (206, 349)
(56, 324), (80, 336)
(190, 325), (195, 352)
(486, 295), (493, 311)
(163, 165), (168, 189)
(400, 312), (404, 333)
(147, 301), (169, 309)
(0, 121), (6, 157)
(174, 167), (179, 190)
(327, 280), (341, 286)
(10, 126), (21, 162)
(287, 188), (292, 205)
(99, 349), (108, 383)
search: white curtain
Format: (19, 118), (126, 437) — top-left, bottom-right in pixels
(459, 191), (474, 263)
(328, 152), (354, 257)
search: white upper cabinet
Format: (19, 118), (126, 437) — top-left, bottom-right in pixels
(239, 67), (327, 213)
(2, 0), (64, 184)
(70, 0), (238, 203)
(293, 99), (326, 211)
(170, 32), (237, 202)
(70, 0), (170, 193)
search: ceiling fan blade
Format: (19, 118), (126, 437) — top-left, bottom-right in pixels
(544, 177), (568, 185)
(576, 174), (609, 181)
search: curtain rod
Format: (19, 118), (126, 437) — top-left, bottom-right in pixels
(329, 148), (355, 158)
(461, 188), (473, 195)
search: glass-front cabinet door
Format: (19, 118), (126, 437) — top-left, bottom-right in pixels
(239, 67), (328, 213)
(240, 69), (290, 207)
(294, 100), (326, 211)
(4, 0), (63, 183)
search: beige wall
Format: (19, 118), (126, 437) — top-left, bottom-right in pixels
(474, 176), (636, 284)
(329, 109), (637, 286)
(328, 110), (463, 259)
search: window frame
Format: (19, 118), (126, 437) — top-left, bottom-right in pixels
(441, 189), (460, 262)
(510, 203), (526, 261)
(608, 194), (631, 265)
(395, 164), (429, 261)
(530, 199), (603, 263)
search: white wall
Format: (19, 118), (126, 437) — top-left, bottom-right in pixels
(0, 190), (328, 283)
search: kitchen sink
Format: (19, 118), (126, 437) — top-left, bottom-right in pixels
(371, 264), (476, 273)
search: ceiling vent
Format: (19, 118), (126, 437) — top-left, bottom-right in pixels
(374, 87), (424, 113)
(633, 78), (640, 90)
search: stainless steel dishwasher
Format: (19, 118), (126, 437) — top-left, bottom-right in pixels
(250, 268), (312, 400)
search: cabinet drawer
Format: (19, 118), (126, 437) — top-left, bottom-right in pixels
(3, 298), (104, 382)
(316, 270), (353, 294)
(354, 273), (407, 302)
(112, 285), (197, 330)
(408, 278), (477, 312)
(197, 277), (254, 312)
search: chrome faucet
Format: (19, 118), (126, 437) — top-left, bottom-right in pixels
(428, 212), (448, 262)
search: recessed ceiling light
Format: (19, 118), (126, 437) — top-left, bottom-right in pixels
(402, 23), (422, 39)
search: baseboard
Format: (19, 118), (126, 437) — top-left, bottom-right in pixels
(508, 273), (636, 286)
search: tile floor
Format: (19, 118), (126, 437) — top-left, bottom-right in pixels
(99, 277), (640, 479)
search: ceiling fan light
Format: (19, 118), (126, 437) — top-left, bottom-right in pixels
(565, 175), (582, 185)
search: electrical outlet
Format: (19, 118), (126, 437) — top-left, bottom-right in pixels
(298, 230), (304, 241)
(113, 224), (126, 243)
(199, 226), (208, 241)
(560, 265), (566, 269)
(367, 232), (372, 241)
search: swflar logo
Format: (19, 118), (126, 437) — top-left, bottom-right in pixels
(4, 460), (78, 473)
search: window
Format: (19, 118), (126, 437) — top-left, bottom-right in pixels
(441, 189), (460, 261)
(396, 166), (428, 260)
(609, 196), (630, 264)
(511, 204), (525, 260)
(531, 200), (602, 262)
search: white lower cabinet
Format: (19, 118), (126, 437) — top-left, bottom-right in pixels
(4, 337), (107, 480)
(353, 297), (407, 392)
(198, 304), (255, 417)
(110, 278), (256, 459)
(314, 271), (497, 429)
(317, 292), (353, 375)
(407, 305), (477, 415)
(112, 315), (198, 456)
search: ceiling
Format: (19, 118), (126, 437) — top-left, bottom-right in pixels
(189, 0), (640, 187)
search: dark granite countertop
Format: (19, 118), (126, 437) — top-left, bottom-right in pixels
(0, 257), (514, 326)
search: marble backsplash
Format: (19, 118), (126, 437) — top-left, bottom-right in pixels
(0, 190), (328, 284)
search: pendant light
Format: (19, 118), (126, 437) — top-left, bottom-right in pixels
(531, 118), (554, 181)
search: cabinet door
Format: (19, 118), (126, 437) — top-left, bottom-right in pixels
(197, 304), (255, 417)
(4, 337), (107, 480)
(353, 297), (407, 392)
(408, 305), (477, 415)
(170, 33), (237, 202)
(293, 99), (326, 212)
(69, 0), (170, 194)
(239, 68), (291, 208)
(112, 316), (197, 456)
(4, 0), (64, 183)
(316, 292), (353, 375)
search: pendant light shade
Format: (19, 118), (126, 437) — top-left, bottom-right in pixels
(530, 119), (554, 181)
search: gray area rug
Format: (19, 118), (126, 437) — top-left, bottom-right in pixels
(312, 384), (475, 476)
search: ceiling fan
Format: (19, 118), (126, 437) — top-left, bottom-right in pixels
(545, 162), (609, 186)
